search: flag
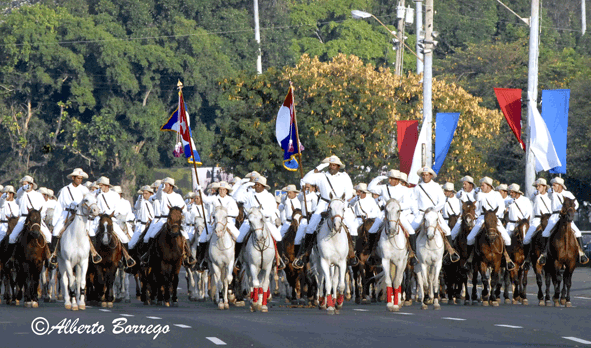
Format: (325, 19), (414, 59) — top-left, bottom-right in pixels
(275, 86), (303, 171)
(433, 112), (460, 174)
(494, 88), (525, 151)
(408, 120), (430, 185)
(529, 100), (561, 172)
(541, 89), (570, 174)
(161, 90), (201, 165)
(396, 120), (419, 175)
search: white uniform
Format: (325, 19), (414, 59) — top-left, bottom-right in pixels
(411, 180), (451, 235)
(91, 189), (124, 241)
(368, 176), (415, 235)
(541, 190), (581, 238)
(52, 183), (90, 237)
(294, 190), (318, 245)
(301, 166), (356, 236)
(114, 197), (135, 243)
(443, 195), (461, 226)
(199, 194), (240, 243)
(505, 195), (532, 236)
(280, 197), (302, 238)
(0, 198), (19, 241)
(467, 190), (511, 246)
(43, 199), (58, 230)
(450, 188), (477, 239)
(349, 195), (381, 235)
(10, 187), (52, 243)
(233, 180), (253, 204)
(238, 189), (281, 242)
(191, 203), (208, 243)
(144, 189), (187, 241)
(523, 192), (552, 245)
(129, 198), (154, 249)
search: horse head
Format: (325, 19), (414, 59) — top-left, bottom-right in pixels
(462, 201), (476, 228)
(327, 194), (346, 232)
(384, 198), (402, 235)
(247, 207), (267, 243)
(166, 206), (184, 235)
(25, 208), (42, 236)
(422, 208), (438, 240)
(483, 207), (499, 242)
(80, 194), (100, 219)
(291, 208), (302, 228)
(561, 197), (576, 223)
(98, 214), (114, 246)
(194, 216), (205, 238)
(213, 206), (229, 238)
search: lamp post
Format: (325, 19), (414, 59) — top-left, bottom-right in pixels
(254, 0), (262, 74)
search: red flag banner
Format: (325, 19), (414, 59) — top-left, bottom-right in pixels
(397, 120), (419, 175)
(494, 88), (525, 151)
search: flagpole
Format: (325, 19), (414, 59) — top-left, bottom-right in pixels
(289, 82), (309, 218)
(178, 80), (209, 236)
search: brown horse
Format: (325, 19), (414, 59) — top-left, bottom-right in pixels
(129, 221), (152, 302)
(0, 216), (18, 304)
(503, 218), (529, 305)
(148, 207), (184, 306)
(87, 214), (123, 308)
(443, 201), (476, 305)
(530, 214), (551, 305)
(282, 208), (307, 304)
(352, 218), (377, 304)
(543, 197), (579, 307)
(14, 209), (48, 307)
(471, 208), (504, 306)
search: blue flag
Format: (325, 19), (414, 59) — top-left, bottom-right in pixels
(161, 90), (201, 165)
(433, 113), (460, 174)
(541, 90), (569, 174)
(275, 86), (302, 171)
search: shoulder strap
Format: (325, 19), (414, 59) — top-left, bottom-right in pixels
(26, 194), (34, 210)
(513, 200), (524, 219)
(386, 186), (392, 199)
(358, 199), (368, 217)
(101, 194), (111, 210)
(446, 199), (457, 216)
(540, 195), (551, 214)
(66, 186), (75, 201)
(254, 194), (263, 208)
(485, 198), (494, 210)
(558, 194), (564, 205)
(418, 184), (436, 207)
(7, 202), (15, 217)
(144, 202), (153, 219)
(324, 173), (337, 196)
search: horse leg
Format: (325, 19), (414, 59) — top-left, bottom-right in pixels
(60, 261), (73, 310)
(535, 266), (544, 305)
(335, 262), (346, 311)
(211, 263), (223, 309)
(544, 267), (553, 305)
(502, 269), (510, 303)
(433, 261), (443, 310)
(564, 268), (573, 307)
(224, 262), (233, 310)
(471, 267), (479, 304)
(172, 270), (179, 306)
(319, 259), (334, 314)
(552, 266), (562, 306)
(479, 263), (489, 305)
(261, 262), (273, 313)
(559, 267), (566, 305)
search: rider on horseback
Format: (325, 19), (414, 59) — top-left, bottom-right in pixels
(464, 176), (515, 270)
(129, 185), (154, 251)
(522, 178), (552, 269)
(537, 177), (589, 265)
(349, 183), (380, 261)
(505, 184), (532, 238)
(450, 176), (476, 241)
(0, 186), (18, 243)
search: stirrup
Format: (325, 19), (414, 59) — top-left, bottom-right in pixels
(449, 250), (460, 263)
(185, 255), (197, 266)
(50, 253), (59, 266)
(140, 252), (150, 266)
(580, 254), (590, 265)
(125, 257), (136, 268)
(92, 254), (103, 264)
(537, 253), (547, 266)
(277, 257), (286, 271)
(348, 255), (359, 267)
(293, 256), (304, 270)
(505, 259), (516, 271)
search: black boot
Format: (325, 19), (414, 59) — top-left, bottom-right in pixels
(367, 233), (381, 266)
(234, 242), (243, 266)
(522, 244), (531, 270)
(293, 233), (314, 269)
(196, 242), (209, 271)
(49, 237), (60, 267)
(577, 237), (589, 264)
(346, 231), (359, 267)
(537, 237), (549, 265)
(140, 238), (153, 265)
(183, 239), (196, 266)
(276, 241), (288, 265)
(463, 245), (474, 270)
(408, 234), (418, 266)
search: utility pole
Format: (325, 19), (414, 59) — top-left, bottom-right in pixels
(422, 0), (433, 167)
(415, 0), (423, 74)
(395, 0), (406, 76)
(525, 0), (540, 198)
(254, 0), (262, 74)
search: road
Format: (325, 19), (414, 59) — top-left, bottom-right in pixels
(1, 267), (590, 348)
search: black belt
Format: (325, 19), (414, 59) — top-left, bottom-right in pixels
(155, 216), (162, 219)
(443, 217), (449, 220)
(535, 214), (551, 218)
(552, 211), (560, 214)
(508, 220), (519, 223)
(286, 219), (292, 222)
(320, 197), (330, 203)
(0, 220), (7, 223)
(66, 208), (76, 212)
(140, 222), (147, 225)
(356, 215), (366, 219)
(21, 214), (27, 217)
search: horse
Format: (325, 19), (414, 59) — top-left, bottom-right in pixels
(530, 214), (551, 305)
(503, 218), (529, 305)
(444, 201), (476, 305)
(376, 199), (409, 312)
(58, 194), (100, 310)
(415, 208), (445, 310)
(187, 216), (208, 302)
(241, 207), (276, 313)
(88, 214), (123, 308)
(282, 208), (306, 304)
(352, 217), (377, 304)
(543, 197), (579, 307)
(13, 209), (48, 308)
(471, 207), (504, 306)
(208, 206), (235, 310)
(0, 215), (19, 304)
(147, 206), (184, 307)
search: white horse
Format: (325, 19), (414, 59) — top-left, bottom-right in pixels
(242, 207), (275, 313)
(315, 194), (349, 315)
(187, 216), (207, 301)
(58, 194), (99, 310)
(208, 206), (235, 310)
(378, 199), (409, 312)
(416, 208), (445, 310)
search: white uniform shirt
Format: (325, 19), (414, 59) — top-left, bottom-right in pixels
(550, 190), (578, 214)
(443, 196), (461, 219)
(352, 195), (380, 219)
(203, 194), (239, 219)
(52, 183), (89, 226)
(16, 187), (47, 215)
(298, 191), (318, 216)
(158, 191), (187, 216)
(456, 189), (476, 203)
(507, 195), (532, 222)
(282, 197), (302, 224)
(96, 189), (121, 215)
(475, 190), (505, 219)
(368, 176), (411, 210)
(136, 198), (154, 224)
(413, 181), (446, 213)
(115, 197), (135, 222)
(532, 192), (552, 217)
(244, 190), (278, 219)
(302, 170), (354, 203)
(1, 199), (19, 221)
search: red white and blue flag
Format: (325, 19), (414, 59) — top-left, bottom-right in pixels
(275, 86), (303, 171)
(161, 90), (201, 165)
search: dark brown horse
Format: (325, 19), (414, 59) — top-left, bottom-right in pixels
(444, 201), (476, 305)
(0, 216), (18, 304)
(148, 207), (184, 306)
(471, 208), (504, 306)
(530, 214), (551, 305)
(129, 221), (152, 302)
(282, 208), (306, 303)
(14, 209), (48, 307)
(87, 214), (122, 308)
(352, 218), (378, 304)
(543, 197), (578, 307)
(503, 218), (529, 305)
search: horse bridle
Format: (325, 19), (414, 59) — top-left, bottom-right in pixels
(327, 199), (345, 234)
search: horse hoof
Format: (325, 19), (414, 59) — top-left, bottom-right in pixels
(107, 302), (113, 308)
(164, 302), (170, 307)
(560, 299), (566, 306)
(65, 304), (71, 310)
(538, 300), (545, 306)
(101, 302), (107, 308)
(15, 300), (20, 306)
(234, 301), (245, 307)
(336, 304), (343, 310)
(327, 307), (335, 315)
(512, 299), (519, 305)
(505, 299), (512, 304)
(224, 303), (229, 310)
(425, 299), (433, 305)
(173, 301), (179, 307)
(522, 299), (528, 306)
(492, 301), (499, 307)
(250, 305), (256, 312)
(566, 301), (572, 308)
(58, 295), (64, 301)
(345, 294), (352, 301)
(261, 305), (268, 313)
(25, 302), (31, 308)
(218, 303), (225, 310)
(71, 305), (79, 311)
(441, 298), (448, 304)
(553, 300), (560, 307)
(404, 300), (412, 307)
(421, 304), (428, 310)
(434, 304), (441, 310)
(546, 300), (553, 306)
(33, 301), (39, 308)
(482, 301), (489, 307)
(136, 296), (141, 301)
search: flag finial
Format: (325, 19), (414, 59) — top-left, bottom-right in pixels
(177, 80), (183, 89)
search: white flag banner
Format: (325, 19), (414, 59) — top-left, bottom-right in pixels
(408, 120), (430, 185)
(529, 101), (562, 172)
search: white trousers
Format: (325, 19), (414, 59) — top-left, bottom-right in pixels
(237, 218), (281, 243)
(198, 219), (240, 243)
(541, 214), (581, 238)
(523, 218), (542, 245)
(129, 223), (148, 249)
(294, 219), (308, 245)
(467, 215), (511, 246)
(143, 218), (188, 242)
(450, 218), (463, 240)
(0, 222), (8, 242)
(9, 217), (52, 244)
(411, 212), (450, 235)
(52, 211), (72, 237)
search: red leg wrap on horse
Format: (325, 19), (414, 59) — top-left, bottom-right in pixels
(394, 287), (399, 306)
(337, 294), (344, 306)
(387, 287), (393, 304)
(258, 287), (263, 300)
(251, 288), (258, 301)
(262, 291), (268, 306)
(326, 294), (334, 308)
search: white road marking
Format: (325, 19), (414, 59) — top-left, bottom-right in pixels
(495, 324), (523, 329)
(395, 312), (414, 315)
(177, 287), (182, 290)
(563, 337), (591, 345)
(206, 337), (227, 345)
(120, 314), (134, 317)
(99, 309), (111, 312)
(574, 296), (591, 300)
(442, 317), (466, 321)
(14, 332), (29, 335)
(353, 309), (369, 312)
(147, 316), (162, 320)
(174, 324), (192, 328)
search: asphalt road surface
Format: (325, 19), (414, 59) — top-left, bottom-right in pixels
(1, 267), (590, 348)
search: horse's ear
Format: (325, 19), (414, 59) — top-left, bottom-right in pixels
(493, 207), (498, 214)
(110, 212), (115, 217)
(329, 192), (333, 200)
(341, 193), (345, 200)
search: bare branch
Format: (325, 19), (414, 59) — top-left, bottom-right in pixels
(142, 88), (152, 107)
